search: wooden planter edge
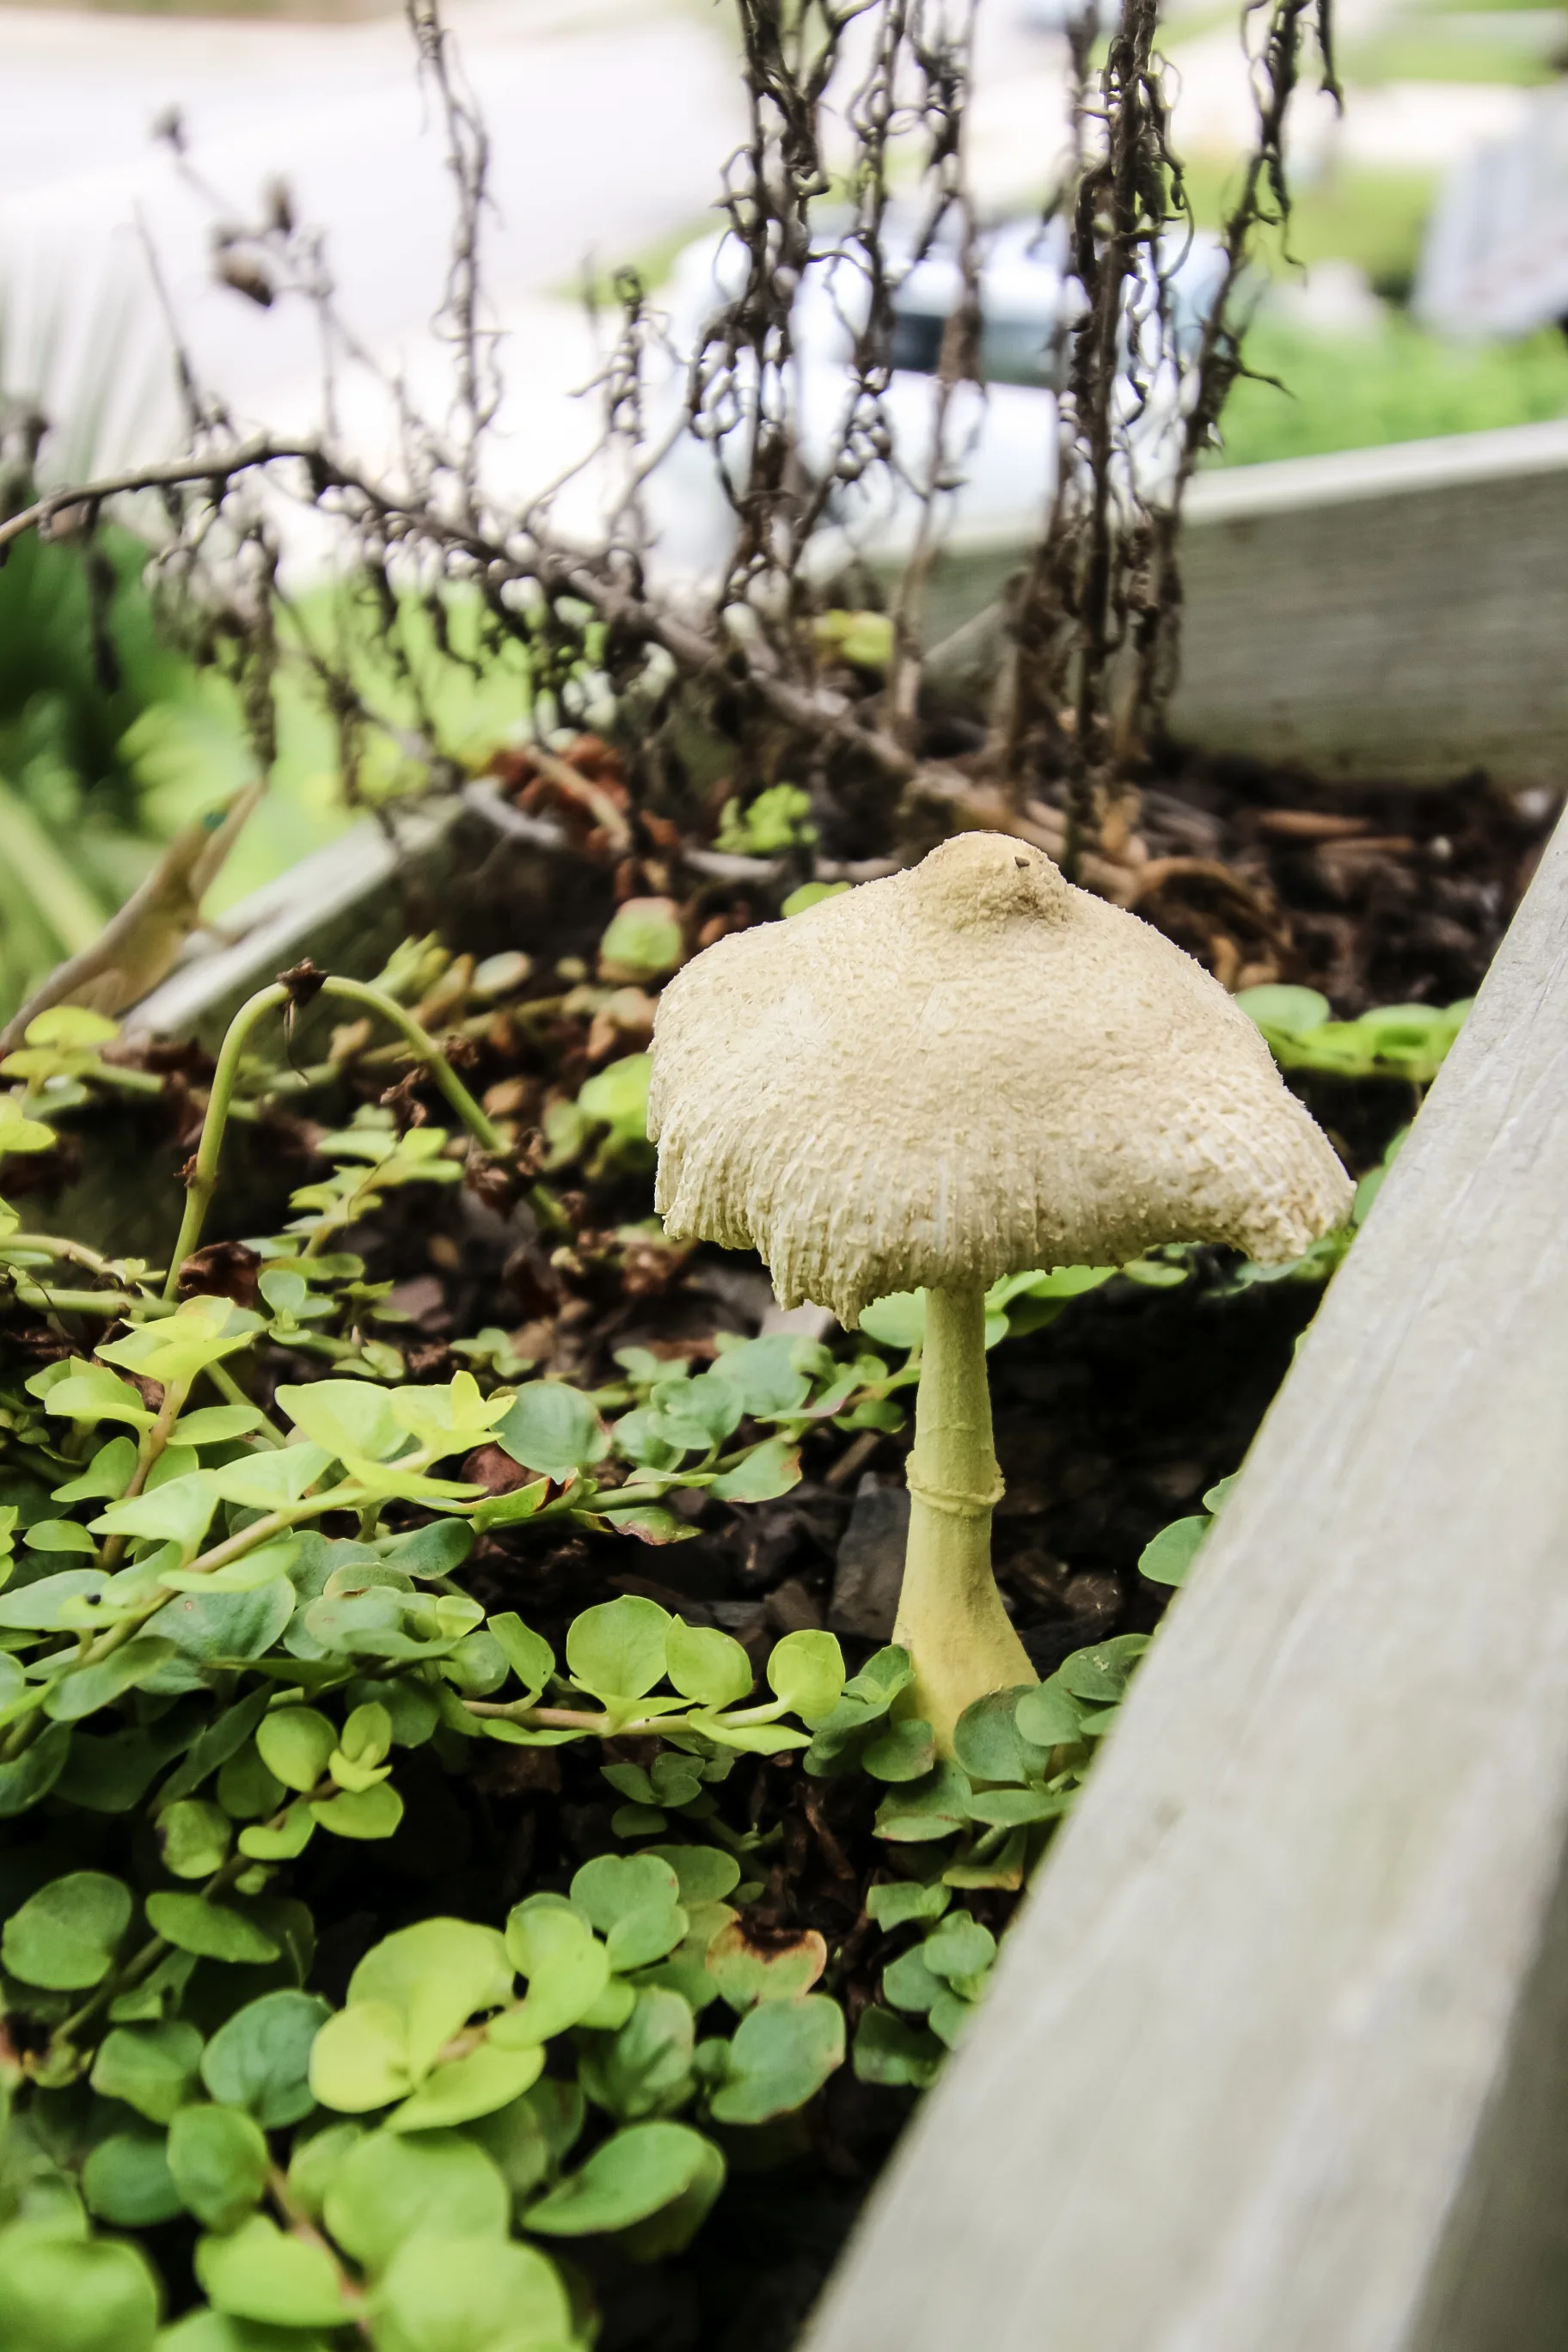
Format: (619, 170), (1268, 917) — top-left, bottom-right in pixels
(800, 806), (1568, 2352)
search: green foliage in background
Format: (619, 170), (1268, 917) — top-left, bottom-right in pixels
(0, 506), (544, 1035)
(1212, 311), (1568, 467)
(1338, 8), (1564, 84)
(1179, 162), (1440, 303)
(1176, 156), (1568, 466)
(0, 524), (199, 1026)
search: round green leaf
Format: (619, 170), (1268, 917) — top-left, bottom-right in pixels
(82, 2128), (182, 2227)
(167, 2105), (268, 2233)
(525, 2119), (716, 2237)
(565, 1595), (670, 1700)
(322, 2128), (510, 2275)
(381, 1520), (475, 1579)
(967, 1785), (1066, 1827)
(765, 1630), (845, 1725)
(272, 1380), (404, 1465)
(872, 1759), (974, 1843)
(881, 1943), (943, 2014)
(347, 1919), (514, 2077)
(928, 1987), (979, 2049)
(90, 2021), (204, 2124)
(308, 2001), (411, 2114)
(215, 1742), (286, 1822)
(200, 1990), (331, 2129)
(194, 2215), (349, 2331)
(348, 1675), (441, 1749)
(144, 1896), (280, 1966)
(50, 1437), (138, 1505)
(708, 1993), (845, 2124)
(618, 2133), (726, 2261)
(857, 1291), (927, 1351)
(1137, 1514), (1210, 1588)
(640, 1846), (741, 1908)
(952, 1686), (1050, 1785)
(254, 1708), (336, 1795)
(577, 1053), (652, 1146)
(0, 1720), (73, 1816)
(0, 2226), (159, 2352)
(40, 1366), (156, 1433)
(569, 1854), (680, 1934)
(43, 1638), (177, 1724)
(369, 2233), (573, 2352)
(865, 1879), (950, 1931)
(156, 2312), (337, 2352)
(237, 1804), (315, 1865)
(97, 1295), (258, 1391)
(485, 1613), (554, 1695)
(388, 2041), (545, 2132)
(0, 1571), (108, 1632)
(1011, 1676), (1084, 1750)
(309, 1782), (404, 1841)
(705, 1921), (826, 2012)
(461, 2086), (578, 2208)
(1234, 982), (1332, 1038)
(24, 1520), (97, 1554)
(665, 1620), (752, 1710)
(861, 1719), (937, 1782)
(709, 1334), (812, 1418)
(852, 2006), (943, 2090)
(599, 897), (683, 979)
(707, 1437), (800, 1504)
(922, 1915), (996, 1982)
(1058, 1633), (1149, 1704)
(145, 1580), (296, 1675)
(158, 1799), (233, 1880)
(3, 1871), (132, 1990)
(579, 1988), (695, 2122)
(601, 1504), (695, 1547)
(283, 2118), (365, 2225)
(91, 1473), (218, 1557)
(494, 1383), (609, 1479)
(657, 1372), (744, 1451)
(500, 1898), (612, 2042)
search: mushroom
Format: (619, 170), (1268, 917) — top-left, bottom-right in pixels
(648, 831), (1353, 1749)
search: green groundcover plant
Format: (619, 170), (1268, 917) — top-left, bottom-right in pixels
(0, 984), (1155, 2352)
(0, 928), (1455, 2352)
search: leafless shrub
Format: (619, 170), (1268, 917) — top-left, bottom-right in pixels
(0, 0), (1336, 884)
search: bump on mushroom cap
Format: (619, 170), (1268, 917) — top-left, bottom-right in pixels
(648, 831), (1354, 1327)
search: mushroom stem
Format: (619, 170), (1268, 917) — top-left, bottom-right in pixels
(893, 1283), (1038, 1752)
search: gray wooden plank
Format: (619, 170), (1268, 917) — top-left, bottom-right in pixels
(918, 420), (1568, 786)
(1173, 444), (1568, 787)
(801, 805), (1568, 2352)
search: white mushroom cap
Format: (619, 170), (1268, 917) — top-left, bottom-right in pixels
(649, 831), (1354, 1328)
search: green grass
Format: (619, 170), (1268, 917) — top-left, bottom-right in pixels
(1338, 21), (1561, 83)
(1178, 162), (1439, 302)
(1210, 312), (1568, 467)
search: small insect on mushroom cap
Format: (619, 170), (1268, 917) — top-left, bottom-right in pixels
(648, 831), (1354, 1327)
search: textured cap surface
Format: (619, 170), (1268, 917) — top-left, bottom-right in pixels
(649, 832), (1353, 1326)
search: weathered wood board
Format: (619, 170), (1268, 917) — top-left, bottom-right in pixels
(924, 418), (1568, 787)
(801, 801), (1568, 2352)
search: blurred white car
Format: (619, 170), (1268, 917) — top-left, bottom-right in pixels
(644, 209), (1228, 583)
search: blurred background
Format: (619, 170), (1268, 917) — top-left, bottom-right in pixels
(2, 0), (1565, 1016)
